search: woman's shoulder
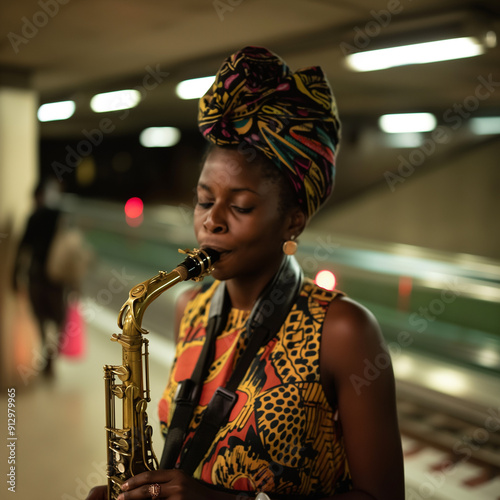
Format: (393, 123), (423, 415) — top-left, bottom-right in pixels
(298, 280), (381, 347)
(326, 295), (380, 335)
(297, 277), (384, 366)
(298, 278), (380, 339)
(321, 293), (389, 385)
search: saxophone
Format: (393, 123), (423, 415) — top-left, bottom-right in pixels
(103, 248), (219, 500)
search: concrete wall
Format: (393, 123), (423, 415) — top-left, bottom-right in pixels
(312, 139), (500, 261)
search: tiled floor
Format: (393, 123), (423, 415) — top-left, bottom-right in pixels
(1, 303), (176, 500)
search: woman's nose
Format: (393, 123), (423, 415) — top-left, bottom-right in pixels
(204, 205), (227, 233)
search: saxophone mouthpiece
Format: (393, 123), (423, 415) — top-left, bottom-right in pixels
(176, 247), (220, 281)
(200, 247), (221, 263)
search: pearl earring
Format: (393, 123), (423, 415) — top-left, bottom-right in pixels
(282, 235), (297, 255)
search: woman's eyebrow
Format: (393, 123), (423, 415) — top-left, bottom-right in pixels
(197, 183), (212, 193)
(197, 183), (260, 196)
(231, 187), (260, 195)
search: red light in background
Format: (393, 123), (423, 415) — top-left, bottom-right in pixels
(315, 270), (336, 291)
(124, 197), (143, 219)
(126, 214), (143, 227)
(398, 276), (413, 310)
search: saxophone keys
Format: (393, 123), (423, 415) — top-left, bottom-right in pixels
(112, 385), (125, 399)
(112, 450), (127, 474)
(131, 284), (146, 298)
(136, 399), (147, 413)
(113, 365), (130, 381)
(117, 438), (129, 451)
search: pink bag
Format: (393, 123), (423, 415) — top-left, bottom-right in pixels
(59, 301), (86, 358)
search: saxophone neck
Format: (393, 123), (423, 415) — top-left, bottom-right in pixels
(118, 269), (183, 335)
(117, 247), (220, 336)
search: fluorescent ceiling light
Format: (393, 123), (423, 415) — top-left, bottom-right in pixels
(90, 89), (141, 113)
(37, 100), (75, 122)
(176, 76), (215, 100)
(139, 127), (181, 147)
(470, 116), (500, 135)
(346, 36), (486, 72)
(379, 113), (437, 133)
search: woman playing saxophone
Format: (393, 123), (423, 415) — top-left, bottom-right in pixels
(87, 46), (404, 500)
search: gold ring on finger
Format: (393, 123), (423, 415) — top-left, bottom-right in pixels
(148, 483), (161, 500)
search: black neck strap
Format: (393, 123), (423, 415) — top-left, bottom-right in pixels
(159, 282), (230, 470)
(159, 255), (303, 473)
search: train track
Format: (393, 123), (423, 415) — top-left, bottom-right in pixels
(397, 380), (500, 499)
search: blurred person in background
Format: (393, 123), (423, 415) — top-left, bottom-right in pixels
(88, 46), (404, 500)
(12, 178), (77, 377)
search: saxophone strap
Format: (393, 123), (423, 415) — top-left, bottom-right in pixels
(159, 281), (230, 470)
(159, 255), (303, 474)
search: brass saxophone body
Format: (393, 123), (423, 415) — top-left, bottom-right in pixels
(103, 248), (219, 500)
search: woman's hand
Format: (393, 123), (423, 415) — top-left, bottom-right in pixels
(117, 469), (222, 500)
(86, 484), (107, 500)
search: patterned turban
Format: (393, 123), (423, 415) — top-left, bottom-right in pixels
(198, 46), (340, 217)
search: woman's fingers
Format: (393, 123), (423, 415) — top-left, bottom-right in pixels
(117, 469), (213, 500)
(118, 483), (160, 500)
(121, 469), (171, 491)
(85, 484), (107, 500)
(117, 470), (174, 500)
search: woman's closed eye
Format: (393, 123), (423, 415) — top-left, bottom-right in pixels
(197, 201), (254, 214)
(196, 200), (213, 209)
(232, 205), (254, 214)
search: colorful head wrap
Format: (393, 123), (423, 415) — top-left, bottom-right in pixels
(198, 46), (340, 217)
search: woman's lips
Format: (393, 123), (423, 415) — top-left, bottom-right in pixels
(200, 247), (230, 265)
(202, 245), (230, 256)
(215, 250), (230, 261)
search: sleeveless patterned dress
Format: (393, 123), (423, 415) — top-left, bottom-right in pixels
(158, 278), (352, 497)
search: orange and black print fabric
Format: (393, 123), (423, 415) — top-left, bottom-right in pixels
(159, 279), (352, 497)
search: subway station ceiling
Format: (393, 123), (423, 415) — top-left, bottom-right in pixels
(1, 0), (500, 202)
